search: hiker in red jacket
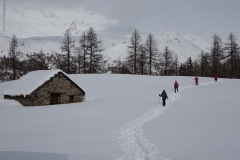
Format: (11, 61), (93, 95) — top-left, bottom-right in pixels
(214, 74), (218, 82)
(194, 77), (198, 85)
(174, 81), (179, 93)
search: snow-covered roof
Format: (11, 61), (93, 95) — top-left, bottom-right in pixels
(2, 69), (84, 97)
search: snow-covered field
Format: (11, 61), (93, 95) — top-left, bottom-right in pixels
(0, 74), (240, 160)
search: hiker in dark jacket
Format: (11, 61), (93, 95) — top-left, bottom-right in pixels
(159, 90), (168, 106)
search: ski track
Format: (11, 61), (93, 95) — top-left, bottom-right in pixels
(114, 80), (216, 160)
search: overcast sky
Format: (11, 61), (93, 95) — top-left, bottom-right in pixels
(7, 0), (240, 43)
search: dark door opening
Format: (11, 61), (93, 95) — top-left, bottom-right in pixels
(69, 96), (74, 103)
(50, 94), (60, 105)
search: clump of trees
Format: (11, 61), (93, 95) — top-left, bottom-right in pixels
(109, 29), (179, 76)
(179, 33), (240, 78)
(0, 27), (107, 82)
(108, 31), (240, 79)
(59, 27), (106, 74)
(0, 28), (240, 83)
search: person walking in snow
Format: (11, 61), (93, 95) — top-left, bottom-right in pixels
(174, 81), (179, 93)
(159, 90), (168, 106)
(214, 74), (218, 82)
(194, 77), (198, 85)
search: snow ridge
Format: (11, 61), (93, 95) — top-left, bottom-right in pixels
(115, 81), (215, 160)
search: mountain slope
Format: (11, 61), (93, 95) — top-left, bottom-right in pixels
(0, 5), (211, 63)
(0, 6), (118, 38)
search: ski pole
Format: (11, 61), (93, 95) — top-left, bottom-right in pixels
(168, 98), (171, 104)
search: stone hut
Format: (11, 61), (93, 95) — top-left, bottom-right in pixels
(3, 69), (85, 106)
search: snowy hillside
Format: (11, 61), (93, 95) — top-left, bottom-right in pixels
(0, 5), (211, 62)
(0, 6), (118, 38)
(0, 74), (240, 160)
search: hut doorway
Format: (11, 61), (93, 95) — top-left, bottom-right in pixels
(50, 94), (60, 105)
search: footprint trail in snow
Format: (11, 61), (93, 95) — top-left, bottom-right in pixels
(114, 81), (215, 160)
